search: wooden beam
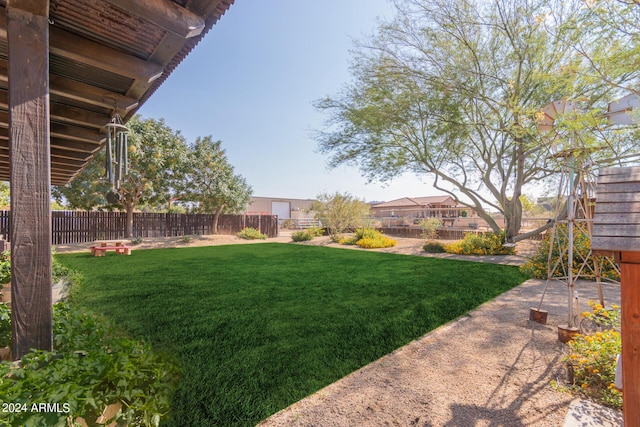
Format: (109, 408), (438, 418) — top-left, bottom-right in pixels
(0, 9), (164, 83)
(0, 61), (139, 112)
(50, 137), (101, 154)
(6, 0), (49, 16)
(7, 3), (53, 358)
(50, 123), (101, 144)
(619, 251), (640, 427)
(49, 26), (164, 83)
(50, 102), (109, 129)
(103, 0), (205, 39)
(0, 121), (102, 144)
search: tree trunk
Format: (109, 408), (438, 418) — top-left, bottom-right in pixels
(212, 205), (224, 234)
(125, 201), (135, 237)
(505, 139), (526, 241)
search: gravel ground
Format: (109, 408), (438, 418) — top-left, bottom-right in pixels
(55, 233), (622, 426)
(258, 277), (621, 427)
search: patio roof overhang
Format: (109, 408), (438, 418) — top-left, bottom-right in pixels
(0, 0), (234, 185)
(3, 0), (235, 360)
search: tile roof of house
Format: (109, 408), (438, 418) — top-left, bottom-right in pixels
(371, 195), (454, 208)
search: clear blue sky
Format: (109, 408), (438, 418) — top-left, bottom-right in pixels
(138, 0), (443, 202)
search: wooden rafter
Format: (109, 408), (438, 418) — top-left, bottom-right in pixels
(103, 0), (205, 39)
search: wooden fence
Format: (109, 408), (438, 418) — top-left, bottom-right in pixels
(379, 227), (545, 241)
(0, 211), (278, 245)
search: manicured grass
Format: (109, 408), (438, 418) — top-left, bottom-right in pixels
(58, 243), (527, 426)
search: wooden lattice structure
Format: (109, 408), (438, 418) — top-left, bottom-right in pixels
(592, 165), (640, 427)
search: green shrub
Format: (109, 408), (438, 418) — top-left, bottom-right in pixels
(130, 236), (143, 245)
(339, 228), (397, 249)
(418, 218), (442, 240)
(306, 226), (325, 237)
(423, 241), (446, 253)
(179, 235), (194, 243)
(520, 225), (619, 280)
(291, 231), (314, 242)
(0, 303), (10, 348)
(564, 301), (622, 409)
(0, 251), (10, 285)
(0, 302), (179, 427)
(0, 250), (78, 287)
(444, 231), (515, 255)
(236, 227), (267, 240)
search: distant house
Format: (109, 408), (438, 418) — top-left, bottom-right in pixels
(246, 197), (317, 226)
(370, 196), (474, 226)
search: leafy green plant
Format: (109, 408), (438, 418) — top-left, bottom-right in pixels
(445, 232), (515, 255)
(564, 301), (622, 409)
(236, 227), (267, 240)
(0, 302), (10, 349)
(423, 241), (446, 253)
(520, 225), (619, 280)
(309, 192), (370, 237)
(306, 226), (324, 237)
(418, 218), (442, 240)
(291, 231), (314, 242)
(130, 236), (144, 245)
(0, 302), (180, 427)
(0, 251), (10, 284)
(179, 235), (194, 243)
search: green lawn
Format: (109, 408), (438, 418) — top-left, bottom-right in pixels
(58, 243), (527, 426)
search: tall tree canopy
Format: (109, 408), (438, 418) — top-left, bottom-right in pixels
(53, 115), (190, 236)
(315, 0), (639, 240)
(183, 137), (252, 234)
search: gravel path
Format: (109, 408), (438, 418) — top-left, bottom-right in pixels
(258, 278), (621, 427)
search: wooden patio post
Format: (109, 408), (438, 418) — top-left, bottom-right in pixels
(619, 252), (640, 427)
(592, 166), (640, 427)
(7, 0), (53, 359)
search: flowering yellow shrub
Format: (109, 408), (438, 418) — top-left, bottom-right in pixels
(444, 232), (515, 255)
(520, 225), (619, 280)
(564, 301), (622, 409)
(356, 235), (397, 249)
(339, 228), (397, 249)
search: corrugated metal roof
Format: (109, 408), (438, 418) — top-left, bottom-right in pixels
(0, 0), (236, 185)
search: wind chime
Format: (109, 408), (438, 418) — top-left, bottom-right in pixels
(104, 112), (129, 204)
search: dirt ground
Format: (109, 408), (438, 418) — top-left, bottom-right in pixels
(55, 233), (622, 426)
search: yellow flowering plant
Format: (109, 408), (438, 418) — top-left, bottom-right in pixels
(563, 301), (622, 409)
(520, 225), (619, 280)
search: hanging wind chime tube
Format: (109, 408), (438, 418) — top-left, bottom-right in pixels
(104, 112), (130, 190)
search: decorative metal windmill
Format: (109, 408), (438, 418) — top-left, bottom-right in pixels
(532, 99), (620, 342)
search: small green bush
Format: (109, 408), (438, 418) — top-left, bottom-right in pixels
(564, 301), (622, 409)
(0, 251), (10, 285)
(444, 231), (515, 255)
(236, 227), (267, 240)
(291, 231), (314, 242)
(306, 226), (325, 237)
(130, 236), (143, 245)
(419, 218), (442, 240)
(179, 235), (194, 243)
(0, 302), (10, 348)
(423, 241), (446, 253)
